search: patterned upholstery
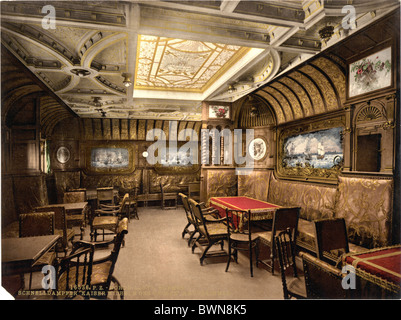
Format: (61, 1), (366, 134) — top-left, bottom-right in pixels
(237, 170), (272, 201)
(335, 175), (393, 249)
(266, 175), (337, 252)
(205, 169), (237, 204)
(19, 211), (55, 237)
(198, 223), (227, 238)
(267, 174), (337, 221)
(64, 191), (86, 203)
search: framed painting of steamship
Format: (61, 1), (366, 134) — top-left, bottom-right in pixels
(348, 46), (392, 99)
(277, 119), (345, 183)
(83, 142), (135, 174)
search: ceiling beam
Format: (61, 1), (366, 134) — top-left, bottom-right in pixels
(220, 0), (241, 13)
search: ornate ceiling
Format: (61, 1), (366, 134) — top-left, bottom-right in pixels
(1, 0), (399, 122)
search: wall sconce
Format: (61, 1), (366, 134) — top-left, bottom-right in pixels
(122, 73), (133, 87)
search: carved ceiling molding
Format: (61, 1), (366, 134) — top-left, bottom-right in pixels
(1, 1), (399, 122)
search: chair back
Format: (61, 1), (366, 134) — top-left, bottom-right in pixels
(119, 193), (129, 212)
(301, 251), (346, 299)
(35, 206), (67, 248)
(314, 218), (349, 265)
(271, 207), (300, 243)
(103, 218), (129, 290)
(188, 182), (200, 201)
(56, 245), (95, 298)
(275, 228), (298, 299)
(225, 208), (252, 239)
(179, 193), (193, 223)
(64, 191), (86, 203)
(97, 187), (114, 207)
(19, 212), (55, 237)
(188, 198), (207, 237)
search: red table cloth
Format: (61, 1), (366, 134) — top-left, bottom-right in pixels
(209, 196), (280, 222)
(343, 245), (401, 293)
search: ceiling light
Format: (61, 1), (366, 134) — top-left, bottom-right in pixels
(71, 68), (90, 77)
(122, 73), (132, 87)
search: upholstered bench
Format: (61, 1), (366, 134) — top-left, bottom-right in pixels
(334, 175), (393, 249)
(267, 175), (338, 253)
(2, 221), (19, 238)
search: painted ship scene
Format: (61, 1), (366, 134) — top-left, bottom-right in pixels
(283, 127), (343, 169)
(91, 148), (129, 168)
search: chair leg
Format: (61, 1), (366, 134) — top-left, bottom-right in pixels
(182, 222), (191, 238)
(270, 244), (275, 275)
(188, 231), (197, 247)
(249, 244), (253, 277)
(29, 271), (33, 290)
(192, 234), (202, 253)
(200, 244), (212, 266)
(225, 244), (232, 272)
(255, 241), (259, 268)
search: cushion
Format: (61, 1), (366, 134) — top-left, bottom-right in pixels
(199, 223), (227, 237)
(92, 216), (118, 229)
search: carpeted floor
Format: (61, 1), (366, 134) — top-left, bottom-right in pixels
(18, 206), (287, 300)
(112, 207), (285, 300)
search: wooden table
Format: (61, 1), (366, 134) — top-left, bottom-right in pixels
(2, 235), (60, 276)
(210, 196), (281, 221)
(85, 188), (119, 201)
(37, 202), (88, 238)
(343, 245), (401, 297)
(38, 202), (88, 213)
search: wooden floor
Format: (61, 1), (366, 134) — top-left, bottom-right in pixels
(16, 206), (287, 300)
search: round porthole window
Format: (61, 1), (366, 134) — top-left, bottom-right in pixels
(56, 146), (71, 164)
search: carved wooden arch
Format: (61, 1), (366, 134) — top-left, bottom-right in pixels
(354, 100), (387, 125)
(252, 53), (346, 125)
(235, 93), (276, 128)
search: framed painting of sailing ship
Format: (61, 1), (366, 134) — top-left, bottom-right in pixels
(83, 142), (135, 174)
(277, 120), (345, 183)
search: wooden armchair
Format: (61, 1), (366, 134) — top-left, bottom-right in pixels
(55, 244), (95, 299)
(180, 194), (220, 247)
(189, 199), (228, 265)
(89, 194), (128, 243)
(314, 218), (350, 267)
(35, 206), (75, 256)
(19, 211), (57, 289)
(225, 209), (259, 277)
(300, 251), (347, 299)
(257, 207), (300, 274)
(126, 186), (139, 220)
(63, 190), (87, 236)
(276, 228), (306, 299)
(70, 218), (129, 299)
(97, 187), (115, 208)
(160, 183), (177, 210)
(179, 193), (197, 246)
